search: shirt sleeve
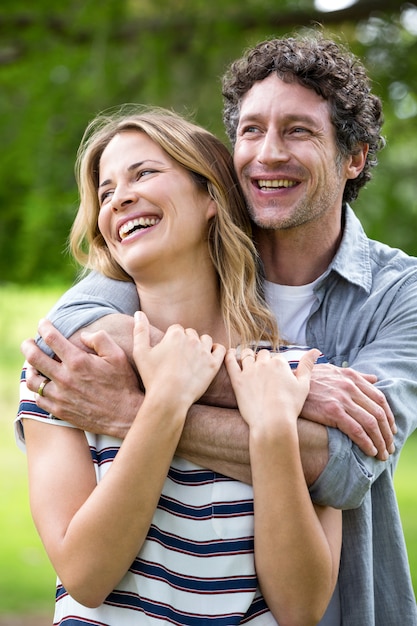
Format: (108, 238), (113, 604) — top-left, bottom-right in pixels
(310, 269), (417, 509)
(15, 363), (76, 452)
(37, 272), (139, 355)
(308, 427), (374, 509)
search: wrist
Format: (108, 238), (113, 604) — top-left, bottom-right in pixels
(141, 391), (189, 427)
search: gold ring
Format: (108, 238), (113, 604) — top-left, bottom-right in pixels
(37, 378), (50, 397)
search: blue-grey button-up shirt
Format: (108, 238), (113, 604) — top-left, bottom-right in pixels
(39, 205), (417, 625)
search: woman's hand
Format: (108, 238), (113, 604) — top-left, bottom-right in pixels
(134, 311), (226, 411)
(225, 347), (319, 431)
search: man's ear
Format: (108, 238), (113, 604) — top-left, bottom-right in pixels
(346, 144), (369, 179)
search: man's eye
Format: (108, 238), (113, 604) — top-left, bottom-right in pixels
(291, 127), (310, 135)
(238, 125), (261, 136)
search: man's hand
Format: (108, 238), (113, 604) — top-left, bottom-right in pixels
(22, 319), (141, 439)
(22, 318), (396, 463)
(302, 363), (396, 461)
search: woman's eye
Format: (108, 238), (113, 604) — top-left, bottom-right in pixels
(99, 190), (113, 205)
(137, 169), (157, 178)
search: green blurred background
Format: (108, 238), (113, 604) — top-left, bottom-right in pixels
(1, 0), (416, 620)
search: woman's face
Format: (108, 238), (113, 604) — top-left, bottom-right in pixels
(97, 131), (217, 282)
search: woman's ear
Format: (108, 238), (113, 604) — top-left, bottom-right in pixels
(346, 143), (369, 180)
(204, 183), (218, 220)
(206, 197), (218, 220)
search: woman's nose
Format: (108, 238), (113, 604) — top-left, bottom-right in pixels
(111, 186), (136, 212)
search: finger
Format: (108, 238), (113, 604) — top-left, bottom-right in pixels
(31, 372), (53, 398)
(347, 403), (394, 460)
(79, 329), (124, 360)
(322, 395), (393, 460)
(295, 349), (321, 379)
(344, 368), (396, 435)
(239, 347), (256, 365)
(184, 327), (200, 338)
(211, 343), (227, 368)
(365, 386), (396, 435)
(335, 411), (390, 461)
(36, 319), (80, 365)
(225, 348), (242, 377)
(257, 348), (276, 361)
(21, 337), (62, 383)
(342, 378), (396, 445)
(36, 377), (51, 397)
(199, 334), (214, 352)
(25, 362), (43, 387)
(359, 373), (378, 383)
(133, 311), (151, 354)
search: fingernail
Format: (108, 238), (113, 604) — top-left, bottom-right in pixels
(382, 450), (389, 461)
(389, 443), (395, 454)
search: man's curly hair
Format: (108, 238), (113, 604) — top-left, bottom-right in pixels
(222, 33), (385, 204)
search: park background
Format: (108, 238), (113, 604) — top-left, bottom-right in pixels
(1, 0), (416, 622)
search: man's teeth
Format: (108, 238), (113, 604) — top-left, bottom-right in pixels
(119, 217), (160, 239)
(257, 179), (297, 189)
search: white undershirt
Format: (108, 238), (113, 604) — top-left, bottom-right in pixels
(264, 276), (322, 345)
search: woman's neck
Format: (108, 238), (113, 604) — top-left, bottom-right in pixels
(135, 271), (230, 345)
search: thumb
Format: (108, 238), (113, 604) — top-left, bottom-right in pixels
(133, 310), (151, 356)
(294, 349), (321, 381)
(79, 328), (123, 359)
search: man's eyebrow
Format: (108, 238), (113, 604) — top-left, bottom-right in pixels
(98, 160), (163, 188)
(238, 112), (319, 126)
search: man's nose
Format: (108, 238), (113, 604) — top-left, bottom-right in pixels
(257, 130), (290, 165)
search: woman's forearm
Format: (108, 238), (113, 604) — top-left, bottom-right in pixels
(27, 395), (186, 608)
(249, 422), (340, 625)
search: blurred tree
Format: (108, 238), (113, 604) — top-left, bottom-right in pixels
(0, 0), (416, 284)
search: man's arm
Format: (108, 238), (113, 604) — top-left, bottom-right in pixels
(21, 271), (398, 491)
(308, 268), (417, 510)
(23, 319), (330, 486)
(36, 271), (139, 357)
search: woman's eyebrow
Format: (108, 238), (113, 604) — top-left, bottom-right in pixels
(98, 160), (164, 188)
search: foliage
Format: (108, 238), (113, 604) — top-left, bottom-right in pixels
(0, 0), (417, 285)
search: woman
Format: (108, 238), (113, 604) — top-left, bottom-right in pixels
(17, 107), (341, 625)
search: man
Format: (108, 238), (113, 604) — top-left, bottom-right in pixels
(21, 33), (417, 624)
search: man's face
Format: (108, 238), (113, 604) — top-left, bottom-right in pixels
(233, 73), (351, 232)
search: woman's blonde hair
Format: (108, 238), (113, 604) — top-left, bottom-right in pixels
(70, 105), (278, 347)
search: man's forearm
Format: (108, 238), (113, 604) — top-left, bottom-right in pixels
(297, 418), (329, 486)
(178, 408), (329, 487)
(27, 315), (330, 487)
(179, 404), (252, 483)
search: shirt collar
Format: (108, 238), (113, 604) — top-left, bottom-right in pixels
(325, 204), (372, 294)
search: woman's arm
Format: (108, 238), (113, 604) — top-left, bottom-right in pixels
(226, 348), (342, 625)
(24, 313), (225, 608)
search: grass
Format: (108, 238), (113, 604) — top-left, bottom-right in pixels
(0, 284), (66, 615)
(0, 283), (416, 616)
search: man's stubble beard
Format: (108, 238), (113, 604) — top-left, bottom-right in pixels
(247, 174), (344, 232)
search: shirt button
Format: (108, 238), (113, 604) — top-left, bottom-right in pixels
(341, 361), (349, 368)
